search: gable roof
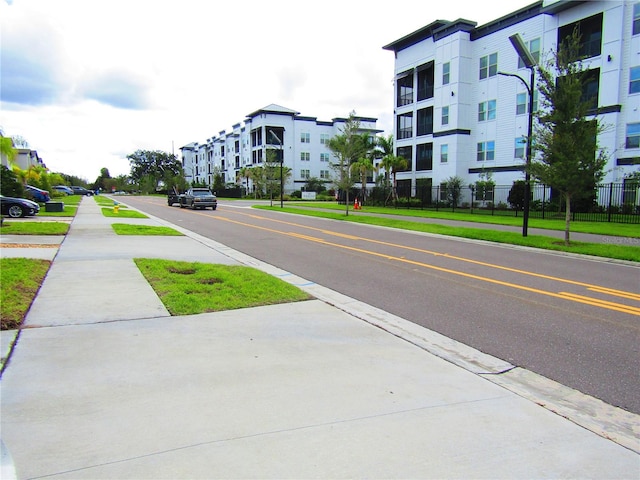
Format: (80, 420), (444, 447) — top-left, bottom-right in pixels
(245, 104), (300, 119)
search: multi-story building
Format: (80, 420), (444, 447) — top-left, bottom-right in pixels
(180, 104), (380, 194)
(383, 0), (640, 199)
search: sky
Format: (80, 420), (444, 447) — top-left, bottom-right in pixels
(1, 0), (536, 182)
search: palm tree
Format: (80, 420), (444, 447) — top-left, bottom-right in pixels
(239, 166), (252, 196)
(377, 134), (408, 205)
(351, 156), (373, 204)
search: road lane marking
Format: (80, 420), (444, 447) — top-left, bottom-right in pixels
(141, 201), (639, 319)
(587, 287), (640, 302)
(222, 208), (639, 299)
(210, 214), (640, 319)
(558, 292), (640, 316)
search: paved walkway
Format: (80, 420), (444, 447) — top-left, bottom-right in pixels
(1, 197), (638, 479)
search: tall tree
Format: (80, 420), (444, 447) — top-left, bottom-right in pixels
(529, 29), (608, 245)
(0, 136), (17, 163)
(351, 155), (373, 203)
(327, 112), (371, 215)
(127, 150), (182, 193)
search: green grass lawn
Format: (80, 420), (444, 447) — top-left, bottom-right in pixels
(94, 195), (124, 206)
(112, 223), (183, 236)
(256, 206), (640, 262)
(0, 221), (70, 235)
(102, 207), (148, 218)
(134, 259), (311, 315)
(0, 258), (51, 330)
(284, 202), (640, 237)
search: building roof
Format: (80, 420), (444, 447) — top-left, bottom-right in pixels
(245, 104), (300, 119)
(382, 1), (549, 52)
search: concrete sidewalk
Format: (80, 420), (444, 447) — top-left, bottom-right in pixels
(1, 197), (638, 479)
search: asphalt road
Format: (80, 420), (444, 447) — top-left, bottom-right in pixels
(120, 196), (640, 414)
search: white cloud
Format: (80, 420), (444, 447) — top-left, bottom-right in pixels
(0, 0), (534, 181)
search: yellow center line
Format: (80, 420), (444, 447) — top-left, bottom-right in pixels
(225, 208), (639, 299)
(210, 213), (640, 319)
(588, 287), (640, 302)
(559, 292), (640, 316)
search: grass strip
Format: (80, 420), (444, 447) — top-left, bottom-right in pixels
(112, 223), (183, 236)
(94, 196), (125, 206)
(102, 207), (147, 218)
(0, 258), (51, 330)
(135, 259), (311, 315)
(0, 222), (69, 235)
(256, 206), (640, 262)
(285, 202), (640, 237)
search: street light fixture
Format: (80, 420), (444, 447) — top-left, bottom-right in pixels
(268, 129), (284, 208)
(498, 33), (536, 237)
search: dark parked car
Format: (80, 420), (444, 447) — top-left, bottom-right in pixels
(53, 185), (74, 195)
(0, 195), (40, 218)
(71, 186), (94, 196)
(24, 185), (51, 202)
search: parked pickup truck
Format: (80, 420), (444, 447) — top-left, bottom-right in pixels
(169, 188), (217, 210)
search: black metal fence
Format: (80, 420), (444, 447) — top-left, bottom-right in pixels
(362, 183), (640, 224)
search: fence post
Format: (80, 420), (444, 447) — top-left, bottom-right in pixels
(607, 182), (613, 223)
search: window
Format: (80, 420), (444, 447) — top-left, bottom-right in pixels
(635, 3), (640, 35)
(300, 152), (310, 161)
(300, 132), (310, 143)
(442, 106), (449, 126)
(516, 93), (527, 115)
(397, 113), (413, 139)
(518, 38), (540, 69)
(630, 66), (640, 94)
(627, 123), (640, 148)
(559, 13), (602, 60)
(266, 127), (284, 146)
(479, 53), (498, 79)
(251, 128), (262, 147)
(440, 144), (448, 163)
(477, 141), (495, 161)
(515, 137), (527, 158)
(301, 169), (310, 179)
(417, 61), (435, 101)
(320, 152), (330, 162)
(416, 143), (433, 171)
(565, 67), (600, 110)
(397, 73), (413, 106)
(487, 100), (496, 120)
(397, 146), (413, 171)
(478, 100), (496, 121)
(320, 170), (330, 179)
(417, 107), (433, 136)
(320, 133), (330, 144)
(623, 176), (638, 205)
(439, 182), (448, 201)
(442, 62), (450, 85)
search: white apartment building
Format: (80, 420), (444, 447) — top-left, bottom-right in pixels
(180, 104), (381, 194)
(383, 0), (640, 197)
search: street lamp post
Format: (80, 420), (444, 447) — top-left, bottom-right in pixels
(269, 130), (284, 208)
(498, 33), (536, 237)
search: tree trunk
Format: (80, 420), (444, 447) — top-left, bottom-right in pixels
(345, 189), (350, 216)
(564, 194), (571, 246)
